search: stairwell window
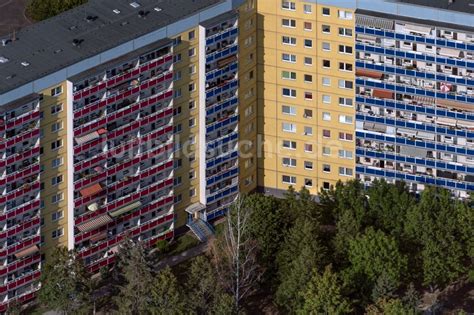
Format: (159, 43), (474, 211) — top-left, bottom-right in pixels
(52, 228), (64, 239)
(339, 45), (353, 54)
(282, 157), (297, 167)
(339, 167), (353, 176)
(339, 27), (353, 37)
(338, 80), (353, 89)
(282, 1), (296, 11)
(282, 36), (297, 46)
(338, 10), (353, 20)
(282, 19), (296, 28)
(51, 139), (63, 151)
(282, 122), (296, 133)
(283, 140), (297, 149)
(282, 71), (297, 80)
(339, 97), (353, 107)
(282, 105), (296, 115)
(51, 86), (62, 97)
(339, 62), (353, 72)
(339, 115), (353, 124)
(282, 175), (297, 184)
(282, 88), (297, 98)
(282, 53), (297, 63)
(52, 193), (64, 204)
(339, 149), (353, 159)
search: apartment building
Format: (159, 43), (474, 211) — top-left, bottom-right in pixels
(0, 0), (472, 311)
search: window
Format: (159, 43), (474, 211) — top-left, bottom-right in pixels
(282, 88), (296, 98)
(338, 10), (353, 20)
(339, 97), (353, 107)
(304, 39), (313, 48)
(323, 112), (331, 121)
(282, 105), (296, 115)
(322, 95), (331, 104)
(189, 188), (196, 197)
(51, 104), (63, 114)
(323, 60), (331, 68)
(174, 71), (182, 81)
(322, 42), (331, 51)
(282, 53), (297, 63)
(339, 167), (353, 176)
(322, 77), (331, 86)
(339, 150), (353, 159)
(174, 159), (182, 169)
(304, 57), (313, 65)
(282, 1), (296, 10)
(322, 25), (331, 33)
(188, 48), (196, 57)
(304, 92), (313, 100)
(282, 122), (296, 133)
(52, 228), (64, 239)
(282, 36), (296, 45)
(52, 157), (63, 168)
(339, 132), (353, 141)
(304, 109), (313, 118)
(173, 36), (182, 46)
(174, 176), (182, 187)
(322, 7), (330, 15)
(339, 80), (353, 89)
(323, 129), (331, 138)
(51, 139), (62, 150)
(304, 126), (313, 135)
(174, 106), (182, 116)
(282, 175), (296, 184)
(304, 178), (313, 187)
(304, 143), (313, 152)
(304, 74), (313, 83)
(189, 64), (196, 74)
(189, 100), (196, 110)
(323, 164), (331, 172)
(322, 146), (331, 156)
(52, 193), (64, 204)
(282, 157), (297, 167)
(51, 86), (62, 97)
(174, 194), (182, 204)
(189, 83), (196, 92)
(339, 45), (353, 54)
(174, 124), (182, 133)
(173, 53), (182, 63)
(339, 115), (353, 124)
(189, 170), (196, 180)
(339, 62), (353, 72)
(51, 121), (63, 132)
(282, 71), (297, 80)
(52, 211), (63, 221)
(339, 27), (353, 37)
(51, 175), (63, 186)
(304, 4), (312, 13)
(189, 118), (196, 127)
(188, 30), (196, 40)
(304, 161), (313, 170)
(282, 19), (296, 28)
(304, 22), (312, 31)
(283, 140), (297, 149)
(323, 182), (331, 190)
(174, 88), (182, 98)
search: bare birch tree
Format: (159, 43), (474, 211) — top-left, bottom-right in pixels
(210, 195), (262, 312)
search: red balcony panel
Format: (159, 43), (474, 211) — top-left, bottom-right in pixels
(148, 230), (174, 247)
(0, 182), (40, 205)
(6, 111), (40, 130)
(75, 195), (173, 243)
(75, 179), (173, 225)
(74, 154), (107, 173)
(0, 291), (37, 312)
(6, 147), (40, 166)
(74, 190), (106, 208)
(0, 253), (41, 277)
(0, 236), (41, 259)
(74, 137), (105, 155)
(4, 270), (41, 292)
(1, 200), (41, 222)
(88, 256), (115, 273)
(75, 172), (107, 191)
(78, 213), (174, 259)
(0, 217), (40, 240)
(6, 128), (40, 147)
(5, 164), (40, 186)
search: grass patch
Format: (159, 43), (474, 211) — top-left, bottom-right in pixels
(168, 234), (200, 256)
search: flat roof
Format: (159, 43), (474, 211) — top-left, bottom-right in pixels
(398, 0), (474, 14)
(0, 0), (223, 94)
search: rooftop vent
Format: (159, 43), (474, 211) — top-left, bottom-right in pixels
(154, 7), (162, 12)
(113, 9), (121, 14)
(72, 39), (84, 47)
(85, 15), (98, 22)
(21, 61), (30, 67)
(138, 10), (149, 18)
(1, 39), (11, 47)
(5, 74), (16, 80)
(0, 56), (9, 63)
(54, 49), (63, 54)
(130, 2), (141, 8)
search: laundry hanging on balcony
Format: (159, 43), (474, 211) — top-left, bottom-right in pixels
(440, 83), (452, 93)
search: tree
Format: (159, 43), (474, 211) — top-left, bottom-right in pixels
(148, 267), (186, 315)
(297, 265), (352, 315)
(113, 240), (153, 314)
(345, 228), (407, 299)
(371, 272), (398, 302)
(210, 195), (263, 312)
(210, 293), (235, 315)
(246, 194), (286, 281)
(365, 298), (417, 315)
(276, 218), (328, 312)
(38, 247), (91, 314)
(186, 256), (218, 314)
(27, 0), (88, 21)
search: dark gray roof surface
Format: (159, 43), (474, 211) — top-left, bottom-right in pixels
(0, 0), (223, 94)
(398, 0), (474, 14)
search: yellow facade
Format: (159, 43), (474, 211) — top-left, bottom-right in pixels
(238, 0), (258, 194)
(172, 27), (203, 227)
(256, 0), (356, 195)
(39, 81), (70, 258)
